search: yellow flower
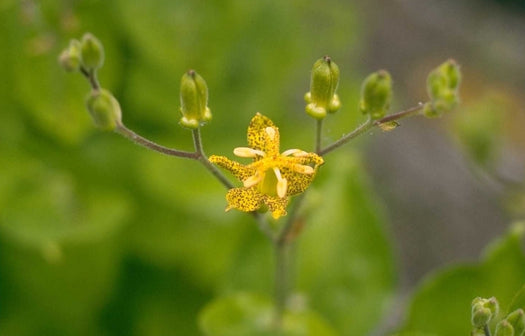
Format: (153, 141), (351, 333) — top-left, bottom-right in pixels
(209, 113), (324, 219)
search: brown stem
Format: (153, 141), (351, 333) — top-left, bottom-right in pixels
(115, 123), (198, 159)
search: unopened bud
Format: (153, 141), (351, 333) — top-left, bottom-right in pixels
(424, 59), (461, 118)
(80, 33), (104, 71)
(495, 320), (515, 336)
(179, 70), (212, 129)
(506, 309), (525, 336)
(471, 297), (499, 328)
(58, 39), (81, 72)
(85, 89), (122, 130)
(359, 70), (392, 119)
(472, 307), (492, 328)
(305, 56), (340, 119)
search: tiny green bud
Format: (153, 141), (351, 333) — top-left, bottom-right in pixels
(506, 309), (525, 336)
(80, 33), (104, 71)
(472, 306), (492, 328)
(85, 89), (122, 131)
(359, 70), (392, 120)
(305, 56), (340, 119)
(495, 320), (515, 336)
(425, 59), (461, 117)
(58, 39), (81, 72)
(179, 70), (212, 129)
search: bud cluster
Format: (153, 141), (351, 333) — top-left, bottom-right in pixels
(471, 297), (499, 328)
(495, 309), (525, 336)
(60, 33), (214, 132)
(59, 33), (104, 73)
(471, 296), (525, 336)
(424, 59), (461, 118)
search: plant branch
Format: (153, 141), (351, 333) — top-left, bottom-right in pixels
(276, 193), (306, 246)
(192, 128), (236, 190)
(484, 324), (491, 336)
(252, 212), (276, 242)
(80, 66), (100, 91)
(318, 103), (425, 156)
(273, 241), (289, 332)
(115, 123), (199, 159)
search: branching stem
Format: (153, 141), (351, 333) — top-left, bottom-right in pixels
(192, 128), (235, 189)
(318, 103), (425, 156)
(115, 123), (198, 159)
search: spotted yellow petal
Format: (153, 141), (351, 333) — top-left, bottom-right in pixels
(209, 155), (255, 181)
(263, 195), (289, 219)
(247, 113), (280, 156)
(226, 187), (264, 212)
(281, 167), (316, 195)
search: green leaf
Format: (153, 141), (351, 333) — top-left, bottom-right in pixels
(296, 152), (396, 335)
(0, 152), (130, 247)
(198, 292), (337, 336)
(508, 285), (525, 312)
(400, 222), (525, 335)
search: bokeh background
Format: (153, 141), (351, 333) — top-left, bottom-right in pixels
(1, 0), (524, 335)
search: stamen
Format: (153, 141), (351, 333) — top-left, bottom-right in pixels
(243, 172), (263, 188)
(277, 178), (288, 198)
(281, 149), (308, 157)
(293, 164), (314, 174)
(265, 127), (276, 140)
(273, 167), (288, 198)
(234, 147), (266, 158)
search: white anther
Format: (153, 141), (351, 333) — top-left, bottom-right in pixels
(294, 164), (314, 174)
(243, 173), (263, 188)
(277, 178), (288, 198)
(273, 167), (288, 198)
(281, 149), (308, 157)
(234, 147), (266, 158)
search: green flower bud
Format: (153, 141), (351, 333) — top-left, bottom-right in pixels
(85, 89), (122, 131)
(425, 59), (461, 117)
(80, 33), (104, 71)
(305, 56), (340, 119)
(359, 70), (392, 120)
(471, 297), (499, 328)
(58, 39), (81, 72)
(472, 306), (492, 328)
(495, 320), (515, 336)
(506, 309), (525, 336)
(179, 70), (212, 129)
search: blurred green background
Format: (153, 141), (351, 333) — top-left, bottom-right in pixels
(1, 0), (524, 335)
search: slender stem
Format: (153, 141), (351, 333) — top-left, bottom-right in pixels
(315, 119), (323, 153)
(318, 116), (373, 156)
(277, 193), (306, 246)
(273, 242), (288, 332)
(318, 103), (425, 156)
(484, 324), (491, 336)
(115, 123), (199, 159)
(252, 212), (276, 242)
(373, 102), (424, 124)
(192, 128), (235, 190)
(272, 193), (307, 330)
(80, 67), (100, 91)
